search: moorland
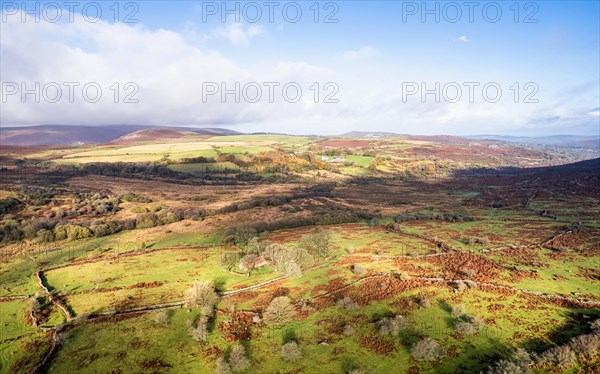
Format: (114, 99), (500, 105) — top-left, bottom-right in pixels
(0, 126), (599, 373)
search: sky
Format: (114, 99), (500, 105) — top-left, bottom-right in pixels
(1, 0), (599, 136)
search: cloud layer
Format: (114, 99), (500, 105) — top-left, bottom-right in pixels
(1, 11), (598, 136)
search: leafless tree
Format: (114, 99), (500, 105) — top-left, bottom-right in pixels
(264, 296), (296, 327)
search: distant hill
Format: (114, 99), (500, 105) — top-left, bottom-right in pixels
(112, 127), (241, 144)
(467, 135), (599, 148)
(0, 125), (240, 146)
(407, 135), (499, 145)
(339, 132), (500, 145)
(112, 128), (190, 144)
(339, 131), (401, 138)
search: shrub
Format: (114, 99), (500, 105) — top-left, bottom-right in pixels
(343, 324), (355, 336)
(352, 264), (366, 275)
(120, 193), (152, 203)
(451, 304), (467, 318)
(411, 338), (445, 362)
(336, 296), (359, 311)
(136, 212), (158, 229)
(53, 224), (92, 241)
(186, 282), (220, 312)
(36, 229), (55, 243)
(466, 315), (484, 324)
(455, 321), (478, 335)
(590, 319), (600, 330)
(264, 296), (295, 327)
(229, 344), (250, 372)
(281, 341), (303, 362)
(538, 345), (576, 368)
(215, 357), (231, 374)
(486, 360), (524, 374)
(154, 311), (169, 325)
(377, 315), (409, 336)
(467, 237), (489, 245)
(553, 346), (576, 368)
(188, 317), (209, 342)
(130, 206), (148, 214)
(512, 348), (534, 369)
(418, 297), (431, 308)
(569, 332), (600, 357)
(0, 198), (22, 214)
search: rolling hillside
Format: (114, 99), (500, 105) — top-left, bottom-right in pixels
(0, 125), (240, 146)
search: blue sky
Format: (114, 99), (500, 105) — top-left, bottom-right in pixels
(1, 1), (599, 135)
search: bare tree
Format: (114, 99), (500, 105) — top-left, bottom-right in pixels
(411, 338), (445, 362)
(229, 344), (251, 372)
(188, 316), (209, 342)
(264, 296), (296, 327)
(298, 229), (332, 259)
(186, 281), (220, 314)
(221, 252), (240, 271)
(286, 261), (303, 278)
(377, 315), (409, 336)
(234, 225), (257, 248)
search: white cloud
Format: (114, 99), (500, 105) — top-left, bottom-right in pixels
(0, 12), (333, 128)
(210, 22), (266, 44)
(340, 46), (380, 59)
(454, 35), (469, 43)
